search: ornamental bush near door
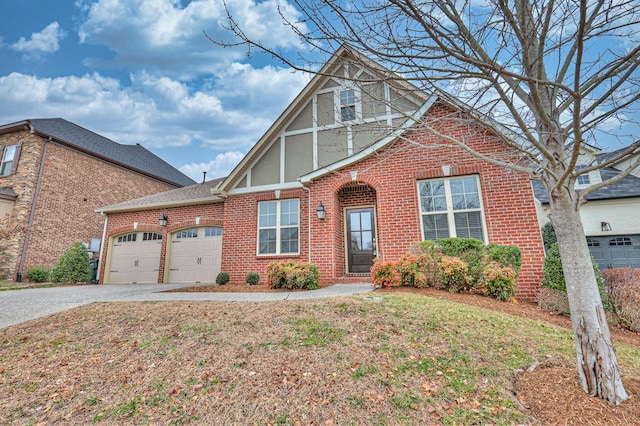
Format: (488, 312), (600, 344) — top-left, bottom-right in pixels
(370, 238), (522, 301)
(266, 261), (320, 290)
(51, 242), (91, 284)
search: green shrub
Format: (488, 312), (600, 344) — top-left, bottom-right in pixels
(51, 242), (90, 283)
(266, 261), (320, 290)
(245, 272), (260, 285)
(601, 268), (640, 332)
(437, 238), (485, 287)
(480, 261), (516, 301)
(439, 256), (470, 292)
(26, 267), (49, 283)
(371, 259), (401, 289)
(541, 222), (557, 253)
(216, 272), (230, 285)
(541, 242), (609, 310)
(486, 244), (522, 276)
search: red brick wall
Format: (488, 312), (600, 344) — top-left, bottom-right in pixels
(301, 103), (544, 299)
(100, 202), (225, 283)
(20, 140), (180, 276)
(221, 189), (310, 284)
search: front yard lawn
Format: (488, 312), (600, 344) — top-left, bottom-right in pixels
(0, 290), (638, 425)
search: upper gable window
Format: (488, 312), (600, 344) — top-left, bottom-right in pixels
(340, 89), (356, 121)
(575, 165), (590, 185)
(0, 144), (20, 176)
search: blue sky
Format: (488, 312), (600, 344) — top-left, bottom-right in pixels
(0, 0), (312, 181)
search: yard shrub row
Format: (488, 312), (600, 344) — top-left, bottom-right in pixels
(266, 261), (320, 290)
(371, 238), (522, 301)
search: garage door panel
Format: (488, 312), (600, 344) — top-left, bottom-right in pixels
(109, 234), (162, 284)
(588, 235), (640, 270)
(168, 228), (222, 284)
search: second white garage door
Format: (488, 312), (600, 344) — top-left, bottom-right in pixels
(168, 227), (223, 283)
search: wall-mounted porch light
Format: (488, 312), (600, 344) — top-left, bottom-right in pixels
(159, 214), (168, 227)
(316, 202), (326, 220)
(601, 221), (612, 232)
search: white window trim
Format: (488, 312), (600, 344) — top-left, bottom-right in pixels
(417, 175), (488, 243)
(257, 199), (300, 256)
(336, 87), (362, 123)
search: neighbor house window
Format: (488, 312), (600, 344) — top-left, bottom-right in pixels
(0, 144), (20, 176)
(576, 165), (590, 185)
(340, 89), (356, 121)
(418, 176), (485, 242)
(258, 199), (299, 255)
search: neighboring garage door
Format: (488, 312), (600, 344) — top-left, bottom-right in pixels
(168, 227), (223, 283)
(109, 232), (163, 284)
(588, 235), (640, 270)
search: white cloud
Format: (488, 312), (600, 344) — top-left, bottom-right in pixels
(0, 61), (308, 155)
(76, 0), (308, 78)
(10, 22), (66, 58)
(180, 150), (245, 181)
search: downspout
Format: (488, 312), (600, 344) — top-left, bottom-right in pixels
(17, 137), (48, 281)
(97, 212), (109, 285)
(301, 184), (312, 263)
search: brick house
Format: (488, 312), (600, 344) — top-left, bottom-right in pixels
(97, 46), (545, 299)
(0, 118), (195, 281)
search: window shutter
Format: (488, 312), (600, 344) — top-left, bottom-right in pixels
(10, 142), (22, 175)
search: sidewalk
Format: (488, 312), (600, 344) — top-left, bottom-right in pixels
(0, 283), (374, 329)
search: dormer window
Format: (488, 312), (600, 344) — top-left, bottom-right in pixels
(576, 165), (590, 185)
(340, 89), (356, 121)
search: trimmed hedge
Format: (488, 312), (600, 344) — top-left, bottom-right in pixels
(266, 261), (320, 290)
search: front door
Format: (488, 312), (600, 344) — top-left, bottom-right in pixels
(346, 207), (376, 273)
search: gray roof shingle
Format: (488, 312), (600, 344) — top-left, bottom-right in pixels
(97, 177), (225, 212)
(533, 167), (640, 204)
(23, 118), (195, 187)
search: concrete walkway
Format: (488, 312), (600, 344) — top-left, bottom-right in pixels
(0, 283), (374, 330)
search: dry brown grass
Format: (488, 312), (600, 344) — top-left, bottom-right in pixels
(0, 286), (638, 425)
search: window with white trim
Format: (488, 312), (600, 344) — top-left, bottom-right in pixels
(576, 165), (590, 185)
(258, 199), (299, 255)
(0, 145), (18, 176)
(340, 89), (356, 121)
(418, 176), (485, 242)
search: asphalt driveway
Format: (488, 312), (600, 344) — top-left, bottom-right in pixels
(0, 283), (374, 329)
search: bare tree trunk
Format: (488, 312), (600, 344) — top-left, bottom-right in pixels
(548, 189), (628, 405)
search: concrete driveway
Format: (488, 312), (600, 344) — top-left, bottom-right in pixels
(0, 283), (374, 330)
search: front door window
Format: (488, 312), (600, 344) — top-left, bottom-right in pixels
(346, 208), (376, 273)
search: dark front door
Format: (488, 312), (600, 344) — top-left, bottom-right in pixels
(346, 207), (376, 273)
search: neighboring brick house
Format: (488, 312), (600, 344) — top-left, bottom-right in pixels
(97, 46), (545, 299)
(0, 118), (195, 281)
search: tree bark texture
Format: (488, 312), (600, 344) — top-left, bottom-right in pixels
(548, 188), (628, 405)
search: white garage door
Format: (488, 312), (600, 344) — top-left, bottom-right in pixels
(108, 232), (162, 284)
(168, 227), (223, 283)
